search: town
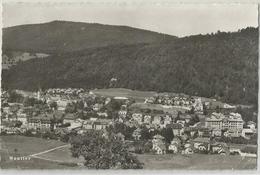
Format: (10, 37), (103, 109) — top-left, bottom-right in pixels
(0, 87), (257, 165)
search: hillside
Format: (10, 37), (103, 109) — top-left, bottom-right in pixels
(2, 27), (258, 105)
(2, 20), (176, 54)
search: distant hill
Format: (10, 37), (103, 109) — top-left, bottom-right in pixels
(2, 20), (176, 53)
(2, 26), (258, 105)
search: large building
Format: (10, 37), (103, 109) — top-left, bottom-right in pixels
(205, 112), (244, 137)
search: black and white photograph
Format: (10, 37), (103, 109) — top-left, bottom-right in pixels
(0, 0), (259, 171)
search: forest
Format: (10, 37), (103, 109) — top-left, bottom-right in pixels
(2, 26), (258, 106)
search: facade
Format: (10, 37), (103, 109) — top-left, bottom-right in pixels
(205, 112), (244, 137)
(132, 113), (143, 124)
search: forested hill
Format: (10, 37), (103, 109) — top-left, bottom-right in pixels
(2, 26), (258, 105)
(2, 20), (176, 53)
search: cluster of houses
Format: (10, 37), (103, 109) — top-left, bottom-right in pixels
(145, 95), (204, 112)
(150, 129), (257, 157)
(0, 88), (257, 158)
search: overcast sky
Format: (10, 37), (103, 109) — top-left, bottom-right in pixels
(3, 3), (258, 37)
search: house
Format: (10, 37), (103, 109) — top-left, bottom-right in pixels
(97, 112), (108, 118)
(168, 143), (178, 153)
(116, 132), (125, 141)
(132, 128), (142, 140)
(168, 123), (183, 136)
(211, 129), (222, 137)
(180, 114), (192, 123)
(182, 147), (194, 155)
(193, 98), (203, 112)
(168, 138), (181, 154)
(152, 134), (166, 155)
(246, 121), (256, 130)
(93, 103), (103, 111)
(56, 99), (70, 111)
(241, 128), (255, 139)
(171, 137), (182, 145)
(152, 115), (162, 125)
(210, 142), (227, 155)
(153, 142), (166, 155)
(192, 137), (210, 152)
(63, 113), (82, 130)
(198, 128), (211, 137)
(132, 113), (143, 124)
(83, 120), (94, 130)
(118, 110), (127, 118)
(144, 97), (155, 104)
(63, 113), (78, 125)
(164, 115), (172, 125)
(93, 119), (112, 130)
(143, 114), (152, 124)
(184, 127), (198, 138)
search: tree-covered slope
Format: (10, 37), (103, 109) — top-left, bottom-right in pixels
(3, 20), (175, 54)
(2, 27), (258, 105)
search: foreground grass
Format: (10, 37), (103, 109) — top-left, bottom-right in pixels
(136, 153), (257, 170)
(0, 135), (81, 169)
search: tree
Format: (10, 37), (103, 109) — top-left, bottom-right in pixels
(49, 101), (58, 110)
(203, 103), (208, 115)
(14, 121), (23, 128)
(216, 105), (220, 113)
(140, 126), (152, 140)
(8, 90), (24, 103)
(174, 111), (181, 122)
(160, 127), (174, 144)
(65, 103), (77, 113)
(189, 106), (195, 114)
(70, 130), (143, 169)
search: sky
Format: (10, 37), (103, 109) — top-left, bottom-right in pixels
(3, 3), (258, 37)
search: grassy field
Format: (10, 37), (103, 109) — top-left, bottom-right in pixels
(91, 88), (156, 102)
(0, 135), (83, 169)
(136, 153), (257, 170)
(35, 145), (85, 164)
(0, 135), (65, 155)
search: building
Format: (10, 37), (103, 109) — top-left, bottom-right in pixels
(132, 128), (142, 140)
(132, 113), (143, 124)
(205, 112), (244, 137)
(143, 114), (152, 124)
(27, 114), (62, 131)
(152, 134), (166, 155)
(167, 123), (183, 136)
(192, 137), (210, 152)
(93, 119), (112, 130)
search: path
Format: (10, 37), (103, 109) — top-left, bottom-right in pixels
(29, 144), (70, 157)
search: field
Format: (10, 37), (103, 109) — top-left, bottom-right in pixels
(91, 88), (156, 102)
(0, 135), (84, 169)
(136, 153), (257, 170)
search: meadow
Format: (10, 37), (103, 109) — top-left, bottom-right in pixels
(136, 153), (257, 170)
(0, 135), (83, 169)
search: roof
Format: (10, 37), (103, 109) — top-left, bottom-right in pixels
(247, 121), (256, 125)
(241, 145), (257, 154)
(193, 137), (210, 143)
(167, 123), (183, 129)
(180, 114), (192, 119)
(157, 143), (166, 150)
(63, 113), (77, 120)
(184, 127), (198, 132)
(153, 134), (165, 140)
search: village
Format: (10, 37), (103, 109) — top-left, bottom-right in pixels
(0, 88), (258, 160)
